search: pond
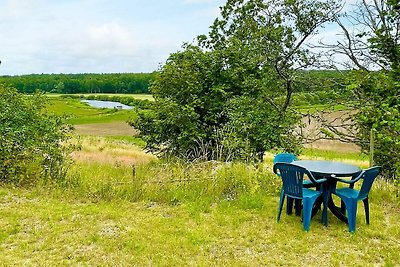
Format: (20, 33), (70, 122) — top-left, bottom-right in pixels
(82, 100), (133, 110)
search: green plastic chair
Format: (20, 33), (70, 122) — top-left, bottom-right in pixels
(333, 166), (381, 232)
(273, 153), (298, 215)
(273, 153), (298, 165)
(273, 153), (316, 189)
(273, 162), (327, 231)
(273, 153), (315, 216)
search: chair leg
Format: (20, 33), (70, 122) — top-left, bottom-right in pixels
(322, 188), (329, 227)
(295, 199), (302, 216)
(277, 190), (285, 222)
(341, 200), (346, 215)
(363, 197), (370, 225)
(286, 197), (294, 215)
(302, 198), (313, 231)
(345, 199), (358, 233)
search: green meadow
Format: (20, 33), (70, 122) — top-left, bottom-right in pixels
(46, 97), (134, 124)
(1, 95), (399, 266)
(46, 93), (154, 101)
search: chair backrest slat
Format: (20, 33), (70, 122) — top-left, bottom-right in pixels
(274, 163), (309, 199)
(358, 166), (381, 200)
(273, 153), (297, 164)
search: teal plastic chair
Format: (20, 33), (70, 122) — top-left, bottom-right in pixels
(333, 166), (381, 232)
(273, 153), (315, 216)
(273, 162), (327, 231)
(273, 153), (298, 165)
(273, 153), (315, 189)
(273, 153), (299, 215)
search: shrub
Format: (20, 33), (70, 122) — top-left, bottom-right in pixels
(349, 71), (400, 181)
(131, 45), (301, 162)
(0, 85), (73, 184)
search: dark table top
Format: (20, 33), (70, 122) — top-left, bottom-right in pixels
(291, 160), (362, 177)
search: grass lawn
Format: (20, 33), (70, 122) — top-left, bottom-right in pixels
(0, 182), (399, 266)
(45, 97), (135, 125)
(1, 136), (399, 266)
(46, 93), (154, 101)
(297, 104), (348, 113)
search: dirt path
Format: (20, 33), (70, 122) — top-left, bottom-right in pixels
(74, 122), (137, 136)
(301, 110), (361, 153)
(73, 112), (361, 153)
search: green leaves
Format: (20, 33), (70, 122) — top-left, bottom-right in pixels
(349, 70), (400, 180)
(0, 85), (72, 184)
(132, 0), (341, 162)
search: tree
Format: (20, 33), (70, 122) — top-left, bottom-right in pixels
(132, 45), (227, 159)
(132, 0), (341, 161)
(0, 85), (73, 184)
(321, 0), (400, 180)
(201, 0), (341, 109)
(349, 70), (400, 180)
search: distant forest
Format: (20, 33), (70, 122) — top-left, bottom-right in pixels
(0, 73), (156, 94)
(0, 70), (346, 95)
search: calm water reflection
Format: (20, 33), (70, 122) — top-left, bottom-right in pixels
(82, 100), (133, 110)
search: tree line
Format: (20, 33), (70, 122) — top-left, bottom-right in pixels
(0, 70), (348, 98)
(0, 72), (155, 94)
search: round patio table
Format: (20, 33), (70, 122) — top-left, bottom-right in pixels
(291, 160), (361, 178)
(291, 160), (362, 224)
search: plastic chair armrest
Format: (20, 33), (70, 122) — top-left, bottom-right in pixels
(314, 178), (327, 184)
(307, 170), (327, 185)
(336, 178), (354, 184)
(336, 171), (364, 184)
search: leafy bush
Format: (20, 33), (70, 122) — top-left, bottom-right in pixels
(0, 85), (73, 184)
(131, 45), (301, 162)
(349, 71), (400, 181)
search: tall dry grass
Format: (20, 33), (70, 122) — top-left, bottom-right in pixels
(57, 136), (397, 208)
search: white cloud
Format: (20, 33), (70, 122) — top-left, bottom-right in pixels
(0, 0), (221, 74)
(3, 0), (46, 18)
(87, 22), (137, 54)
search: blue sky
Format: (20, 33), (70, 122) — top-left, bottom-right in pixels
(0, 0), (359, 75)
(0, 0), (225, 75)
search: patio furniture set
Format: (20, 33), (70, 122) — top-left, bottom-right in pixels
(273, 153), (381, 232)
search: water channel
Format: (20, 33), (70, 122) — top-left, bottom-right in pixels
(82, 100), (133, 110)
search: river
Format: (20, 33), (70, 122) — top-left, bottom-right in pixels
(82, 100), (133, 110)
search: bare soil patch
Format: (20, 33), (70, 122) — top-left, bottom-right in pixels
(74, 122), (137, 136)
(301, 110), (361, 153)
(73, 111), (361, 153)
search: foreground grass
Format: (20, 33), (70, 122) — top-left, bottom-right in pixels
(0, 183), (399, 266)
(1, 137), (399, 265)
